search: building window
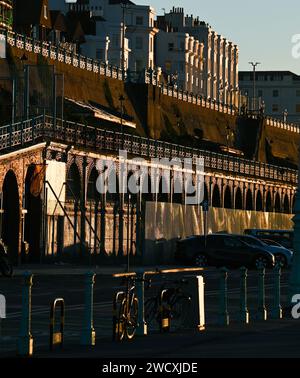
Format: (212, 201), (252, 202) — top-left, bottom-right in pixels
(136, 37), (143, 50)
(296, 90), (300, 97)
(150, 37), (153, 53)
(273, 89), (279, 97)
(296, 104), (300, 113)
(272, 104), (279, 112)
(258, 90), (263, 97)
(136, 16), (143, 25)
(168, 43), (174, 51)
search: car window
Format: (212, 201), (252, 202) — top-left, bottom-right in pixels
(207, 236), (224, 248)
(223, 237), (244, 249)
(240, 237), (263, 247)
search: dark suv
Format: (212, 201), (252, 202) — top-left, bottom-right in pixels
(175, 234), (275, 269)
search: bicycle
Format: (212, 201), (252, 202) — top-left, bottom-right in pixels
(113, 275), (139, 341)
(145, 277), (192, 333)
(0, 239), (13, 277)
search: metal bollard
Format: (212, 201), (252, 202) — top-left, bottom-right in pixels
(240, 267), (250, 324)
(17, 272), (34, 356)
(270, 263), (283, 319)
(49, 298), (65, 350)
(218, 267), (229, 326)
(135, 269), (147, 336)
(257, 264), (267, 320)
(80, 272), (96, 346)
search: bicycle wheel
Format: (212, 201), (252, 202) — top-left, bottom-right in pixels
(0, 255), (13, 277)
(170, 296), (192, 331)
(116, 298), (127, 341)
(144, 297), (158, 329)
(126, 296), (138, 340)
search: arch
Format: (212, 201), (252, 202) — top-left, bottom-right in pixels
(256, 190), (263, 212)
(142, 172), (153, 202)
(157, 173), (170, 203)
(2, 170), (20, 264)
(245, 189), (253, 211)
(292, 195), (296, 213)
(223, 186), (232, 209)
(212, 184), (221, 208)
(66, 163), (81, 200)
(283, 194), (290, 214)
(274, 192), (281, 213)
(24, 164), (42, 263)
(266, 191), (272, 212)
(87, 167), (100, 201)
(172, 171), (183, 204)
(235, 187), (243, 210)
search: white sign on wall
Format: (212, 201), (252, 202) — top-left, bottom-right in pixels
(45, 160), (66, 216)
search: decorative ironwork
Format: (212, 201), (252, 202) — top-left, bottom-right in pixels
(0, 115), (297, 186)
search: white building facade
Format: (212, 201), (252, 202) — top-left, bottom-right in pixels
(155, 31), (204, 94)
(51, 0), (157, 73)
(156, 7), (239, 104)
(239, 70), (300, 124)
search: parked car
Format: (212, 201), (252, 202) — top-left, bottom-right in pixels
(175, 234), (275, 269)
(236, 235), (293, 268)
(244, 229), (294, 250)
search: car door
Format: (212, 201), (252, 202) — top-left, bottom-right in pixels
(207, 235), (229, 265)
(222, 237), (251, 266)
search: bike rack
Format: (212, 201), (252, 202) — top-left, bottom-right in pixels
(159, 289), (171, 333)
(112, 268), (204, 339)
(49, 298), (65, 350)
(112, 291), (125, 341)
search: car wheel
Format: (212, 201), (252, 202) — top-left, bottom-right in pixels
(195, 254), (208, 267)
(254, 255), (268, 270)
(275, 254), (287, 268)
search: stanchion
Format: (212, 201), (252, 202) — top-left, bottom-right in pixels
(240, 267), (250, 324)
(80, 272), (96, 346)
(218, 267), (229, 326)
(17, 272), (34, 356)
(135, 268), (147, 336)
(270, 263), (283, 319)
(49, 298), (65, 350)
(257, 264), (267, 320)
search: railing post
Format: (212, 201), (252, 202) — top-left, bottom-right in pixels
(218, 267), (229, 326)
(240, 267), (250, 324)
(17, 272), (34, 356)
(136, 269), (147, 336)
(270, 263), (283, 319)
(257, 264), (267, 320)
(80, 272), (96, 346)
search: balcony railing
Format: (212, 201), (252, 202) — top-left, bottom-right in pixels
(0, 115), (297, 187)
(1, 29), (299, 133)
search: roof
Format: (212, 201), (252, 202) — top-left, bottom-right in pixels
(109, 0), (135, 5)
(50, 10), (67, 32)
(239, 70), (300, 78)
(66, 11), (96, 36)
(14, 0), (52, 29)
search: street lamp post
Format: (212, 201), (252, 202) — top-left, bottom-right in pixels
(249, 62), (261, 111)
(121, 2), (129, 81)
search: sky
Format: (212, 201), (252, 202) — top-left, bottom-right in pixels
(134, 0), (300, 74)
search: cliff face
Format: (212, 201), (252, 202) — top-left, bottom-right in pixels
(0, 44), (298, 167)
